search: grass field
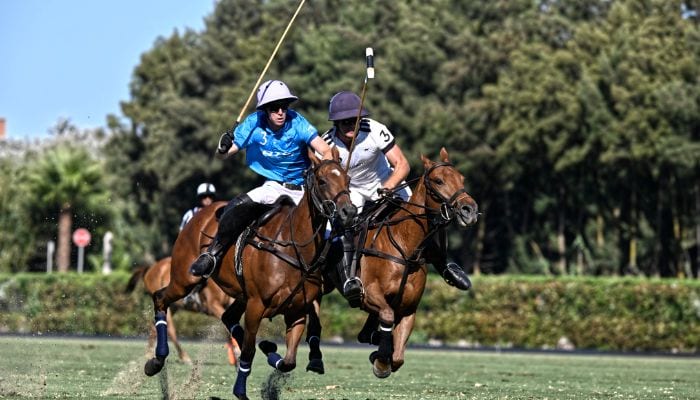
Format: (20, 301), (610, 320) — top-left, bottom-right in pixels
(0, 336), (698, 399)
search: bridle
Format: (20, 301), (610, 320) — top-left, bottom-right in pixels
(305, 159), (351, 220)
(422, 161), (470, 224)
(236, 158), (351, 315)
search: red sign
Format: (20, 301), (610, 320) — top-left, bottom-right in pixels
(72, 228), (91, 248)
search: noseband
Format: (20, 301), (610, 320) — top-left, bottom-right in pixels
(422, 162), (469, 223)
(305, 159), (351, 219)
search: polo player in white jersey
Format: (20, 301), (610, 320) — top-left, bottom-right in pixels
(322, 91), (471, 307)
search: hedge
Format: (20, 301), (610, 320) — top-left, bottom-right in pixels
(0, 272), (698, 353)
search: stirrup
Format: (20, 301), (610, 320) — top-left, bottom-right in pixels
(441, 262), (471, 291)
(342, 277), (363, 308)
(189, 252), (217, 277)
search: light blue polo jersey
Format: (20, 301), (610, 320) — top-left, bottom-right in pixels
(233, 109), (318, 185)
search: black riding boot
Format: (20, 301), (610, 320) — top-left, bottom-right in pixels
(189, 194), (262, 277)
(335, 231), (363, 308)
(433, 262), (472, 290)
(189, 235), (229, 277)
(428, 230), (472, 291)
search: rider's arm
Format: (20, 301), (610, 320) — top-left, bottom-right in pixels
(382, 145), (410, 190)
(310, 136), (333, 160)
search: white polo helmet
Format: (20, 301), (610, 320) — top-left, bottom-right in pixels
(256, 80), (298, 109)
(196, 183), (216, 198)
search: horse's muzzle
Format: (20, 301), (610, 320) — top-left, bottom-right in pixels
(337, 203), (358, 228)
(456, 202), (479, 227)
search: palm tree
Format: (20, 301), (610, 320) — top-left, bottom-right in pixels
(25, 142), (108, 272)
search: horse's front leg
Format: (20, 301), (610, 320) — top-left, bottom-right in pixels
(259, 312), (306, 373)
(232, 300), (263, 400)
(144, 280), (198, 376)
(166, 308), (192, 364)
(364, 294), (395, 379)
(305, 298), (324, 374)
(221, 299), (246, 366)
(357, 313), (380, 345)
(390, 313), (415, 372)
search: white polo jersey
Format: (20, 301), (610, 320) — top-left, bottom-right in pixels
(321, 118), (411, 209)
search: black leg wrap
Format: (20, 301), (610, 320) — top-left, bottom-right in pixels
(376, 322), (393, 362)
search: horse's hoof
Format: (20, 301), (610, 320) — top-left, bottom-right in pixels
(306, 358), (325, 374)
(391, 360), (404, 372)
(144, 357), (164, 376)
(233, 385), (248, 400)
(180, 355), (193, 365)
(258, 340), (278, 355)
(372, 361), (392, 379)
(369, 351), (391, 378)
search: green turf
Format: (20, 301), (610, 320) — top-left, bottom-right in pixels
(0, 336), (697, 399)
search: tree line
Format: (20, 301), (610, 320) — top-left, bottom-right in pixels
(1, 0), (698, 277)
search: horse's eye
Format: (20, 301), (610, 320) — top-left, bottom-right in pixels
(318, 178), (328, 186)
(434, 178), (444, 185)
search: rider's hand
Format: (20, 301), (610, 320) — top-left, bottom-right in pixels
(377, 188), (393, 198)
(217, 131), (233, 154)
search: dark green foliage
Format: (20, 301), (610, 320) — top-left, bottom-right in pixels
(1, 0), (699, 275)
(1, 273), (698, 352)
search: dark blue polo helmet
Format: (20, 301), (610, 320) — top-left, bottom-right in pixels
(328, 91), (369, 121)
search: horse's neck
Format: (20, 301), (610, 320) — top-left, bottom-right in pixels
(404, 179), (427, 223)
(383, 179), (430, 250)
(287, 192), (325, 243)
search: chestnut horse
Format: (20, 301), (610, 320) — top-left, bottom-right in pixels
(144, 150), (356, 400)
(307, 148), (478, 378)
(126, 256), (238, 364)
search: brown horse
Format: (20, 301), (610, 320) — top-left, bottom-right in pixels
(126, 256), (238, 364)
(307, 147), (478, 378)
(144, 149), (356, 400)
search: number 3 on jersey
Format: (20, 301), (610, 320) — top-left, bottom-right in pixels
(379, 129), (390, 142)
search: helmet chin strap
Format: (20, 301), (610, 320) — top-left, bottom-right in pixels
(344, 47), (374, 171)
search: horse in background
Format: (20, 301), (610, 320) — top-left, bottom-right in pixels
(125, 256), (239, 364)
(307, 147), (479, 378)
(144, 149), (356, 400)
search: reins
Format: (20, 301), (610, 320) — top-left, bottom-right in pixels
(239, 159), (348, 315)
(356, 162), (467, 308)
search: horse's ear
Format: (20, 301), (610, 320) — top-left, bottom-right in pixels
(332, 146), (340, 162)
(308, 148), (321, 166)
(440, 147), (450, 163)
(421, 154), (433, 169)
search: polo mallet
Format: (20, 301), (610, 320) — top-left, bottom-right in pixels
(232, 0), (306, 128)
(344, 47), (375, 171)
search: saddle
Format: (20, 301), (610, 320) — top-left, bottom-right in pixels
(233, 195), (297, 276)
(214, 196), (295, 226)
(255, 195), (296, 226)
(359, 196), (403, 228)
(345, 196), (407, 273)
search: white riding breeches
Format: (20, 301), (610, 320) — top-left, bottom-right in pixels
(247, 180), (304, 205)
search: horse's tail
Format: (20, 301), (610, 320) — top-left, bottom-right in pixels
(125, 265), (150, 293)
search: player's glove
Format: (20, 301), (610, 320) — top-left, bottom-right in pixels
(377, 188), (393, 198)
(217, 131), (233, 154)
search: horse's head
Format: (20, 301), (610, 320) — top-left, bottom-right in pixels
(420, 147), (479, 227)
(306, 147), (357, 227)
